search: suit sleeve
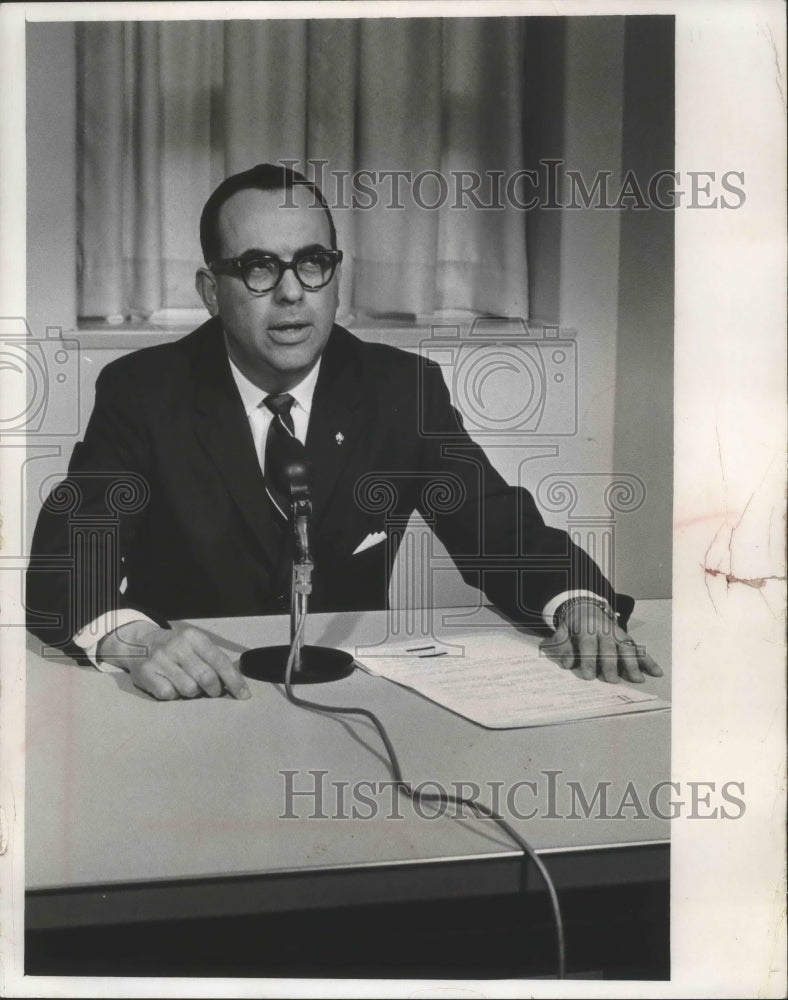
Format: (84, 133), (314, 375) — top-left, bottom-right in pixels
(26, 364), (166, 659)
(414, 359), (633, 634)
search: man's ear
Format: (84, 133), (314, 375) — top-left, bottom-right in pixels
(330, 259), (342, 311)
(196, 267), (219, 316)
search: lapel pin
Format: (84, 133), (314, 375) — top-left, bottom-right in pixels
(335, 432), (344, 445)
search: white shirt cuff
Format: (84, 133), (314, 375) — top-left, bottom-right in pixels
(542, 590), (612, 630)
(73, 610), (157, 672)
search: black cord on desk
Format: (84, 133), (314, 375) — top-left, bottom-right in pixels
(283, 612), (566, 980)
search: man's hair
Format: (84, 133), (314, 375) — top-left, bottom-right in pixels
(199, 162), (337, 264)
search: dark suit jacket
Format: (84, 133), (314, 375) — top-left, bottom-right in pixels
(26, 319), (632, 657)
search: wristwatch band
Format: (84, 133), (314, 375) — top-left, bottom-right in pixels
(553, 595), (619, 632)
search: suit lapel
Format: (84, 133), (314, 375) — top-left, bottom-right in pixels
(305, 326), (364, 531)
(187, 320), (363, 562)
(189, 321), (284, 571)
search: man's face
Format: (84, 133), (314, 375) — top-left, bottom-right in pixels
(197, 185), (340, 393)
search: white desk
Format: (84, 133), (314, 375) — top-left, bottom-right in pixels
(26, 601), (670, 931)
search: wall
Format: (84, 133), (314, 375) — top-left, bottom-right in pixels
(525, 16), (674, 599)
(24, 16), (673, 609)
(26, 22), (77, 341)
(23, 22), (79, 559)
(615, 17), (674, 598)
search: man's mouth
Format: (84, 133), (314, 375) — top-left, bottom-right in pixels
(268, 321), (311, 339)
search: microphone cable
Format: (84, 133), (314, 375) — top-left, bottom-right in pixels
(282, 607), (566, 979)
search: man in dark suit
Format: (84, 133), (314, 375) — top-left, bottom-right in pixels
(26, 163), (661, 700)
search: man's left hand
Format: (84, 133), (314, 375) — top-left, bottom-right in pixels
(539, 601), (663, 684)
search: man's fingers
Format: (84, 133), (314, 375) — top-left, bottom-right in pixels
(540, 629), (574, 670)
(189, 664), (224, 697)
(617, 639), (645, 683)
(552, 649), (577, 671)
(150, 650), (207, 698)
(133, 663), (179, 701)
(212, 659), (251, 699)
(168, 669), (204, 698)
(593, 634), (621, 684)
(639, 649), (663, 677)
(150, 678), (178, 700)
(154, 632), (219, 697)
(128, 627), (252, 702)
(612, 629), (662, 680)
(576, 634), (599, 681)
(185, 629), (251, 700)
(542, 621), (663, 688)
(159, 627), (249, 700)
(141, 655), (221, 700)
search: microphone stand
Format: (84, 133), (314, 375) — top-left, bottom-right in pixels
(240, 473), (355, 685)
(289, 485), (313, 676)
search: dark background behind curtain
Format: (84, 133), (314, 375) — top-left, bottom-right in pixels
(77, 18), (530, 321)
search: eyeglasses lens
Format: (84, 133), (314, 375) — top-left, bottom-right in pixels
(242, 253), (336, 292)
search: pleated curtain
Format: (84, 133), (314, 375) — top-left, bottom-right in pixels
(77, 18), (529, 321)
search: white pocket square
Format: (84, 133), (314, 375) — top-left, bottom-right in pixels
(352, 531), (386, 555)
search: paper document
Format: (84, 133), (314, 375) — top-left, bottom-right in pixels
(349, 631), (670, 729)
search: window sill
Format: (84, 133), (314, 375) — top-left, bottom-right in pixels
(71, 309), (549, 351)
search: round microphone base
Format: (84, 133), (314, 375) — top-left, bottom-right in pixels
(240, 645), (355, 685)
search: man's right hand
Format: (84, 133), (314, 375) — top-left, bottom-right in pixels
(97, 620), (252, 701)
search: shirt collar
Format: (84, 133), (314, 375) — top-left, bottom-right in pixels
(228, 354), (322, 418)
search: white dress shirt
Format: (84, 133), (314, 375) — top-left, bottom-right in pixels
(231, 354), (321, 457)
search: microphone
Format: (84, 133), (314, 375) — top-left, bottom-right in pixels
(282, 455), (312, 565)
(239, 444), (354, 686)
(265, 432), (312, 564)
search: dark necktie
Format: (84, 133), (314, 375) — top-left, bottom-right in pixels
(263, 393), (304, 520)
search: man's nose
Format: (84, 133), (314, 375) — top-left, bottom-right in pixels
(274, 267), (304, 303)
